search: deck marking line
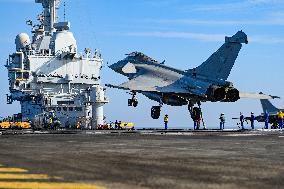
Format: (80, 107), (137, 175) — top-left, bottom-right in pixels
(0, 182), (107, 189)
(0, 174), (58, 180)
(0, 168), (28, 173)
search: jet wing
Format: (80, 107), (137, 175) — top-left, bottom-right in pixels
(106, 75), (165, 92)
(106, 75), (191, 94)
(239, 92), (279, 99)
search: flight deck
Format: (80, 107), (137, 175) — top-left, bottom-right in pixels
(0, 130), (283, 189)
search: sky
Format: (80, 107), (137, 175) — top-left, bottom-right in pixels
(0, 0), (283, 129)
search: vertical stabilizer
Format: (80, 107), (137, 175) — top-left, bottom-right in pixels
(260, 99), (279, 113)
(187, 31), (248, 81)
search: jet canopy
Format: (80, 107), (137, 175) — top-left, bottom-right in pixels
(126, 52), (160, 64)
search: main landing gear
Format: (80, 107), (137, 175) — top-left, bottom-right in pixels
(151, 106), (161, 119)
(151, 100), (163, 119)
(128, 91), (138, 107)
(188, 101), (201, 114)
(188, 101), (204, 130)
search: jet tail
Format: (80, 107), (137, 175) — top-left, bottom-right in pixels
(260, 99), (279, 113)
(187, 31), (248, 81)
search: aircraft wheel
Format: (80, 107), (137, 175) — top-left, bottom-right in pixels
(128, 99), (133, 106)
(151, 106), (161, 119)
(133, 99), (138, 107)
(128, 99), (138, 107)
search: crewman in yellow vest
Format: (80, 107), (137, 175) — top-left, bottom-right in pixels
(49, 117), (53, 129)
(277, 111), (284, 129)
(76, 121), (81, 129)
(164, 114), (169, 130)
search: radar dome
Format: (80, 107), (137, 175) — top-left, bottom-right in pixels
(15, 33), (31, 50)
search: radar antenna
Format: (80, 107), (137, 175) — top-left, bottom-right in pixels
(35, 0), (61, 33)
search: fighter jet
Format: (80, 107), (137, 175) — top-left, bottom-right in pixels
(256, 98), (283, 123)
(107, 31), (278, 119)
(232, 98), (282, 126)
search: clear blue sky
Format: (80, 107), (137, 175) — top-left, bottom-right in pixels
(0, 0), (283, 129)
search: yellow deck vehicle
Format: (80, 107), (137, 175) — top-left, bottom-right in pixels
(8, 122), (31, 129)
(120, 122), (135, 130)
(15, 122), (31, 129)
(0, 122), (12, 129)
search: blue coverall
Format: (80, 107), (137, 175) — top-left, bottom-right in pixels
(251, 114), (255, 129)
(240, 114), (245, 130)
(264, 111), (269, 129)
(219, 115), (225, 130)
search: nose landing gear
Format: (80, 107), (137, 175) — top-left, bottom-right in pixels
(128, 98), (138, 107)
(128, 91), (138, 107)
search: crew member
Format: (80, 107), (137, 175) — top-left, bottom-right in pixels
(118, 121), (122, 129)
(264, 111), (269, 129)
(219, 113), (225, 130)
(164, 114), (169, 130)
(191, 109), (197, 130)
(281, 111), (284, 129)
(192, 107), (201, 130)
(114, 120), (119, 129)
(240, 112), (245, 130)
(277, 111), (284, 129)
(49, 117), (53, 130)
(76, 121), (81, 129)
(250, 112), (255, 130)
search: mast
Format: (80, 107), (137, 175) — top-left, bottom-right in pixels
(35, 0), (61, 33)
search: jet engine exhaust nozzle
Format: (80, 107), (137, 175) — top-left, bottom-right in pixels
(206, 86), (226, 102)
(226, 88), (240, 102)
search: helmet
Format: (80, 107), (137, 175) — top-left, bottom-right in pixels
(251, 112), (254, 114)
(221, 113), (224, 115)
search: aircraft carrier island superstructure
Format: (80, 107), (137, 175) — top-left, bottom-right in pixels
(5, 0), (108, 129)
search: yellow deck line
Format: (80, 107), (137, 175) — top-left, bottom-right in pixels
(0, 168), (28, 173)
(0, 182), (106, 189)
(0, 174), (58, 180)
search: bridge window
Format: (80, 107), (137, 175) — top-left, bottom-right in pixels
(75, 107), (82, 112)
(57, 101), (74, 105)
(23, 72), (29, 79)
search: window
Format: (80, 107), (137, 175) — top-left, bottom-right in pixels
(57, 107), (62, 111)
(23, 72), (29, 79)
(63, 107), (67, 111)
(15, 81), (20, 86)
(75, 107), (82, 112)
(48, 107), (55, 111)
(16, 72), (22, 79)
(69, 107), (74, 111)
(57, 101), (74, 105)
